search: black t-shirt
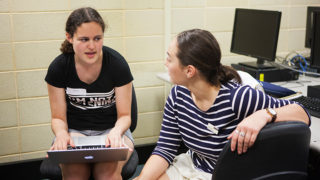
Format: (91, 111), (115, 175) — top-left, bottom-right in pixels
(45, 46), (133, 130)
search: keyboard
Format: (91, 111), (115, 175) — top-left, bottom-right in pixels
(291, 96), (320, 118)
(67, 145), (109, 150)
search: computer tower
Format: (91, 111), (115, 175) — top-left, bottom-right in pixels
(231, 63), (299, 82)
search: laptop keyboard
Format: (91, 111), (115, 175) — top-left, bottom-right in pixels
(67, 145), (109, 150)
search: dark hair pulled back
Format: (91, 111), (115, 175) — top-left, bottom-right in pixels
(60, 7), (106, 54)
(176, 29), (241, 85)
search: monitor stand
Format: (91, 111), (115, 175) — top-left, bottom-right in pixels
(231, 59), (299, 82)
(238, 58), (275, 70)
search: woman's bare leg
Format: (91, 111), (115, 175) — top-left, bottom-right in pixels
(93, 135), (134, 180)
(60, 163), (91, 180)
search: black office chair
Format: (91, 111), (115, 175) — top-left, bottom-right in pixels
(40, 87), (139, 180)
(212, 121), (311, 180)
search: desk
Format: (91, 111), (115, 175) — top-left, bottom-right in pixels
(157, 72), (320, 151)
(273, 75), (320, 151)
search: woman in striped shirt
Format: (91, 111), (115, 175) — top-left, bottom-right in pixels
(134, 29), (310, 180)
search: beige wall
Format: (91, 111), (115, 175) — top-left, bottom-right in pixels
(0, 0), (319, 163)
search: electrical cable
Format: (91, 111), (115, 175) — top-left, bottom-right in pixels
(289, 54), (308, 72)
(273, 59), (320, 76)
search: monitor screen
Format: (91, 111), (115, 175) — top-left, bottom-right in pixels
(305, 6), (320, 48)
(231, 8), (281, 69)
(310, 11), (320, 68)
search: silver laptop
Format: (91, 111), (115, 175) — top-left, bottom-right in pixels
(47, 136), (129, 164)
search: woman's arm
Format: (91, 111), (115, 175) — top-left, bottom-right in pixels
(47, 84), (73, 150)
(134, 155), (169, 180)
(105, 82), (132, 148)
(275, 103), (309, 124)
(228, 103), (310, 154)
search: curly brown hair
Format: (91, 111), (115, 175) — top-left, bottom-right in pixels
(60, 7), (106, 54)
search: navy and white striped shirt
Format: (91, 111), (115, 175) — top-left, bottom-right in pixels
(152, 82), (297, 173)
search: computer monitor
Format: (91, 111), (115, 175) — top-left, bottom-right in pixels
(305, 6), (320, 48)
(230, 8), (281, 69)
(310, 11), (320, 69)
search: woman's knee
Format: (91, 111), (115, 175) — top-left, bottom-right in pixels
(61, 163), (91, 180)
(93, 162), (122, 180)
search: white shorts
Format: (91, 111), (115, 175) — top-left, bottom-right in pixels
(68, 128), (134, 143)
(166, 153), (212, 180)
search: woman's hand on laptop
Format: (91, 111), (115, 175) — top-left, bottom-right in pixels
(50, 131), (75, 150)
(46, 132), (75, 158)
(105, 128), (133, 152)
(105, 127), (123, 148)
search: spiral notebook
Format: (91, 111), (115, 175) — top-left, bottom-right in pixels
(47, 135), (129, 164)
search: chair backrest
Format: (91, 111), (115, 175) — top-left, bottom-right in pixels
(130, 86), (138, 132)
(212, 121), (311, 180)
